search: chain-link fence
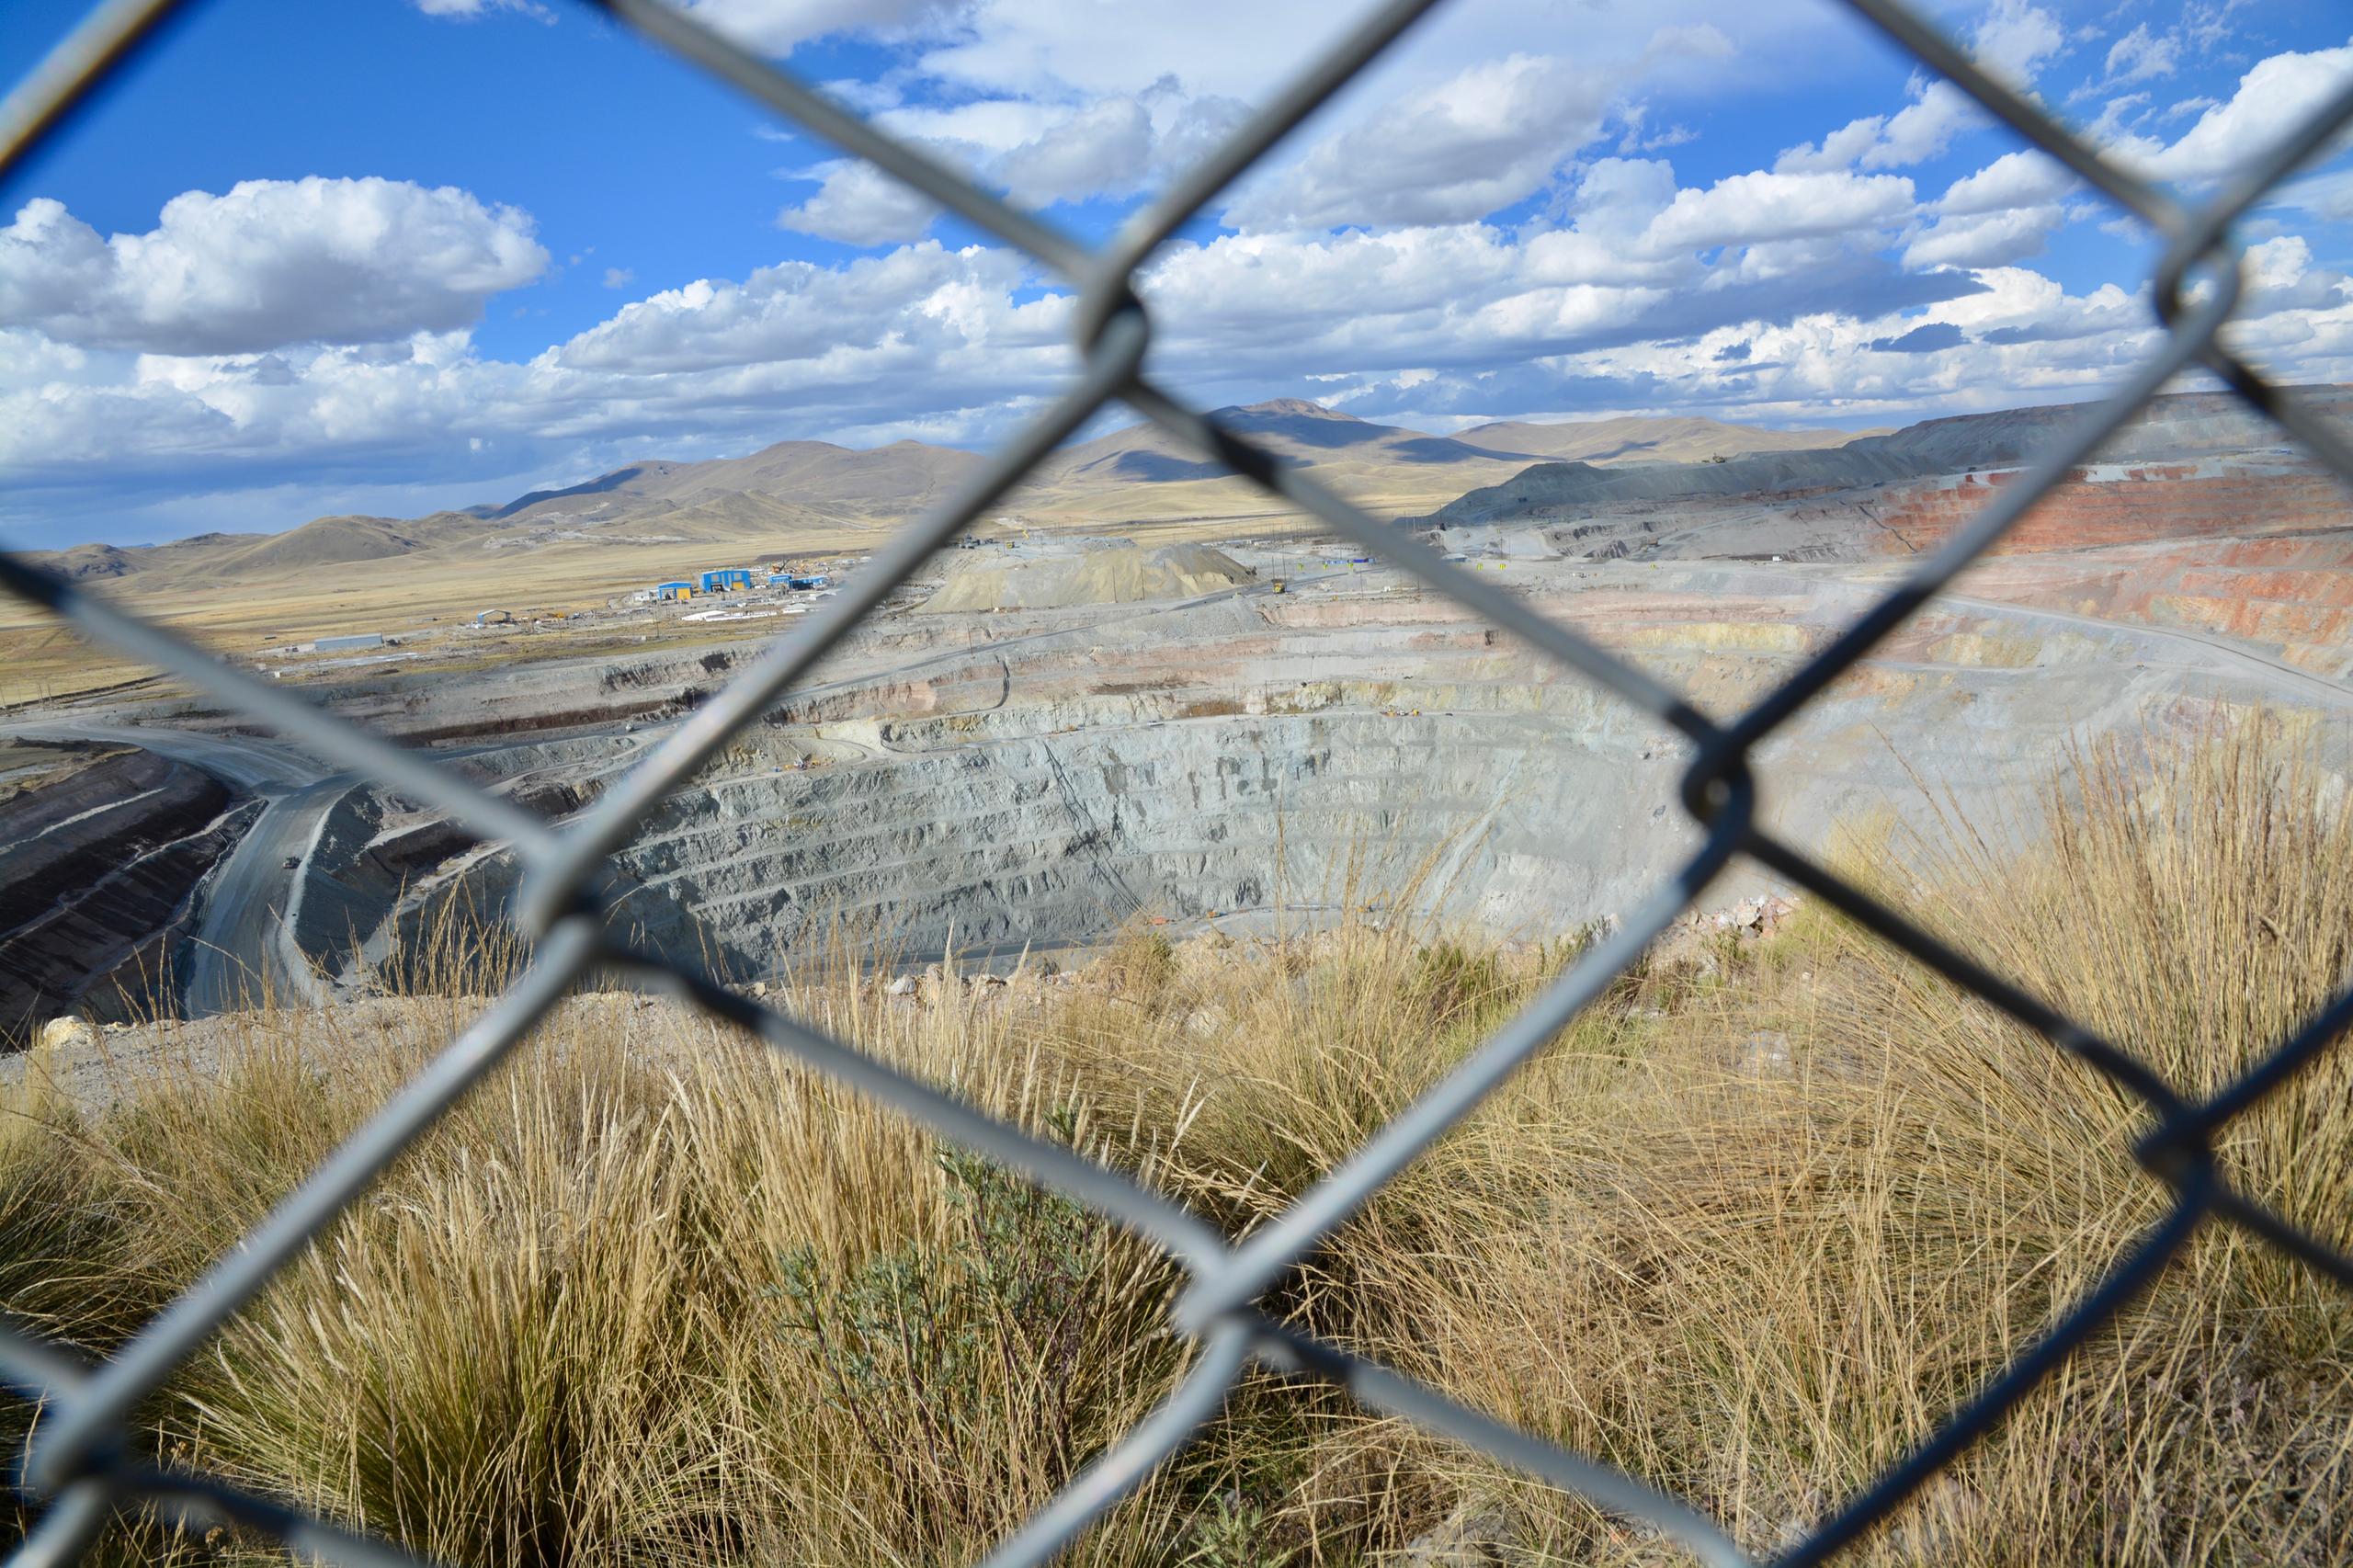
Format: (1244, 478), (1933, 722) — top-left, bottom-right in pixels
(4, 1), (2352, 1562)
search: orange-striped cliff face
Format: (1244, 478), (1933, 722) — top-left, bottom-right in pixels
(1428, 388), (2351, 558)
(1424, 388), (2353, 679)
(1952, 529), (2353, 678)
(1870, 459), (2352, 556)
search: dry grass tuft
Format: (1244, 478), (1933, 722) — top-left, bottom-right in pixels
(1, 720), (2347, 1565)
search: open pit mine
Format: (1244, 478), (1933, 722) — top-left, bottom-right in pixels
(6, 389), (2351, 1041)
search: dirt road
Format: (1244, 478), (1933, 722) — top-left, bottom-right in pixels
(9, 723), (349, 1015)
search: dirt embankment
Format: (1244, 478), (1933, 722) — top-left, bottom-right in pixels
(918, 541), (1253, 613)
(290, 772), (599, 993)
(1870, 461), (2353, 554)
(0, 744), (253, 1042)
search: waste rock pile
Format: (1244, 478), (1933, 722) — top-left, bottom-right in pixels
(918, 538), (1253, 613)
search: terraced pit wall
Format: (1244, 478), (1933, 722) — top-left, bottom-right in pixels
(275, 566), (2353, 993)
(0, 746), (255, 1039)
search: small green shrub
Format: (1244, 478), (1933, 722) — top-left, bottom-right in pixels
(1404, 939), (1506, 1033)
(1184, 1490), (1292, 1568)
(777, 1112), (1158, 1547)
(1103, 923), (1177, 999)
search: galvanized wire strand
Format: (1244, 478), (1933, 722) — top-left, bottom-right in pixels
(1835, 0), (2182, 233)
(2175, 980), (2353, 1139)
(1740, 829), (2192, 1117)
(0, 554), (563, 860)
(18, 1457), (449, 1568)
(608, 938), (1232, 1271)
(1249, 1320), (1753, 1568)
(8, 1482), (111, 1568)
(121, 1469), (434, 1568)
(1118, 378), (1723, 741)
(6, 1411), (435, 1567)
(1772, 1169), (2215, 1568)
(2206, 1185), (2353, 1289)
(21, 916), (601, 1496)
(4, 0), (2353, 1563)
(1717, 260), (2241, 756)
(0, 0), (192, 179)
(0, 1325), (89, 1402)
(2190, 355), (2353, 488)
(2153, 78), (2353, 482)
(972, 1325), (1255, 1568)
(516, 308), (1152, 935)
(2148, 77), (2353, 325)
(1753, 827), (2353, 1288)
(585, 0), (1093, 278)
(1176, 780), (1751, 1332)
(1081, 0), (1452, 346)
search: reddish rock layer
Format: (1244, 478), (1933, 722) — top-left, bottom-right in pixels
(1875, 463), (2352, 556)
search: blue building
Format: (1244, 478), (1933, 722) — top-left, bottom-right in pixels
(654, 580), (693, 600)
(699, 567), (755, 593)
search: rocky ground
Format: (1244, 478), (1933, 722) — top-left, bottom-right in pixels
(6, 389), (2349, 1033)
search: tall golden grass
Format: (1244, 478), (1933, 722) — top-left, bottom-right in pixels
(2, 721), (2347, 1565)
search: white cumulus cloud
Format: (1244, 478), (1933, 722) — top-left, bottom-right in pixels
(2102, 24), (2181, 87)
(409, 0), (551, 18)
(1776, 80), (1985, 173)
(0, 178), (546, 356)
(1972, 0), (2067, 86)
(2119, 42), (2353, 186)
(1866, 80), (1988, 168)
(681, 0), (957, 51)
(995, 97), (1157, 207)
(778, 163), (944, 245)
(1937, 149), (2077, 216)
(554, 241), (1061, 375)
(1222, 52), (1615, 231)
(1642, 169), (1916, 252)
(1903, 204), (2066, 269)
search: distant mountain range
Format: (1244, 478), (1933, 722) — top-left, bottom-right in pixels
(1425, 388), (2353, 528)
(30, 400), (1877, 590)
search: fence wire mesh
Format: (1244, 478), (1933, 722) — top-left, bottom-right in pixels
(2, 1), (2351, 1563)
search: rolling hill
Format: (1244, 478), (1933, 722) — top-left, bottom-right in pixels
(489, 439), (988, 528)
(24, 401), (1883, 591)
(1451, 413), (1886, 465)
(1003, 400), (1888, 526)
(1421, 387), (2353, 572)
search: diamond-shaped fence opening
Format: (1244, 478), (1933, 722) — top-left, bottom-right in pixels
(2, 1), (2351, 1563)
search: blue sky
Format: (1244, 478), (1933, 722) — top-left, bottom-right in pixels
(3, 0), (2350, 549)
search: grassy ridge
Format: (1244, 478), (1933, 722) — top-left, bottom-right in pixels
(2, 722), (2348, 1565)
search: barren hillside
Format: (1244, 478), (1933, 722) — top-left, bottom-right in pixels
(20, 401), (1875, 597)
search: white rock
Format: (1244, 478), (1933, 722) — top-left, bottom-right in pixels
(1736, 1030), (1791, 1074)
(1396, 1502), (1520, 1565)
(38, 1017), (94, 1050)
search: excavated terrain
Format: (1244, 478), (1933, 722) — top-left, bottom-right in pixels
(8, 387), (2352, 1018)
(1427, 390), (2353, 683)
(20, 547), (2350, 1009)
(0, 744), (254, 1039)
